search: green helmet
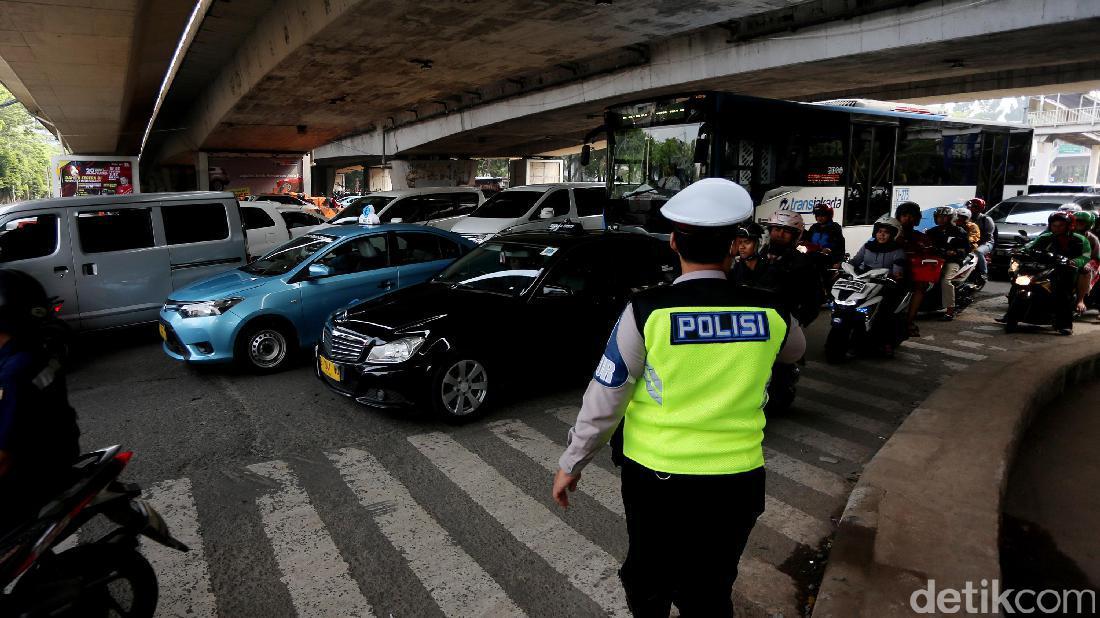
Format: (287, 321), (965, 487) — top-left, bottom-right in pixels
(1073, 210), (1097, 227)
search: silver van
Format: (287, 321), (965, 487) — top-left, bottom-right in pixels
(0, 191), (247, 331)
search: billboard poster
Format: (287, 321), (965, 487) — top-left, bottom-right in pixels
(51, 156), (140, 197)
(208, 156), (303, 198)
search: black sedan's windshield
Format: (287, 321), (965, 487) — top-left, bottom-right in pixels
(468, 191), (542, 219)
(241, 234), (335, 276)
(328, 196), (393, 223)
(434, 241), (557, 295)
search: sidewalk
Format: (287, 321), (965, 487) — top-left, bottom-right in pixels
(1002, 379), (1100, 591)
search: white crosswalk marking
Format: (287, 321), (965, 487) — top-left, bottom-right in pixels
(761, 495), (832, 546)
(973, 324), (1002, 331)
(326, 447), (525, 617)
(489, 419), (624, 516)
(903, 340), (987, 361)
(798, 376), (899, 412)
(247, 460), (375, 618)
(793, 395), (893, 435)
(762, 447), (849, 498)
(804, 361), (911, 392)
(896, 350), (927, 365)
(142, 478), (217, 618)
(408, 432), (630, 617)
(952, 339), (987, 349)
(859, 359), (923, 375)
(767, 418), (875, 462)
(959, 330), (994, 339)
(942, 359), (970, 371)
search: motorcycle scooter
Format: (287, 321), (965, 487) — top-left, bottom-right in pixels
(1003, 248), (1072, 333)
(824, 263), (907, 363)
(0, 446), (188, 617)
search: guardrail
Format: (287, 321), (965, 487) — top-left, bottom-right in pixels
(1028, 106), (1100, 128)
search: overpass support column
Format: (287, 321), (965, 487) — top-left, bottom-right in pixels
(1030, 138), (1055, 185)
(1088, 146), (1100, 185)
(196, 152), (210, 190)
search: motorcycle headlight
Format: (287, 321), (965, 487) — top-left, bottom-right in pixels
(178, 297), (244, 318)
(1014, 275), (1032, 286)
(1008, 260), (1020, 273)
(366, 336), (425, 363)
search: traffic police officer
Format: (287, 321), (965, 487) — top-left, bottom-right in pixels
(553, 178), (806, 616)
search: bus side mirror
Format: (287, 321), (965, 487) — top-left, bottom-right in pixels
(693, 136), (709, 165)
(580, 144), (591, 166)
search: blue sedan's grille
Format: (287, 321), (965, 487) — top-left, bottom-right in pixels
(326, 325), (368, 362)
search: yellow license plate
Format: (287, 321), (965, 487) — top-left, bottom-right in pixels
(319, 355), (341, 382)
(158, 323), (167, 341)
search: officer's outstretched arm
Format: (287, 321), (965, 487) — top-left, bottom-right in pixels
(558, 304), (646, 476)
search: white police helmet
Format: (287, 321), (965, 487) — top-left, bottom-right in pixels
(660, 178), (754, 227)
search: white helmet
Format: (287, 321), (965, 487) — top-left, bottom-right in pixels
(767, 210), (805, 230)
(660, 178), (753, 227)
(955, 207), (972, 219)
(873, 214), (902, 237)
(1058, 203), (1082, 212)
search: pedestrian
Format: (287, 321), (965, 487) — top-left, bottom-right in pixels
(552, 178), (806, 616)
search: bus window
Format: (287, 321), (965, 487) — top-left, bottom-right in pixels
(895, 123), (946, 186)
(942, 131), (980, 186)
(845, 124), (897, 227)
(610, 123), (702, 199)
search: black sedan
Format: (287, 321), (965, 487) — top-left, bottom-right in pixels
(315, 229), (678, 419)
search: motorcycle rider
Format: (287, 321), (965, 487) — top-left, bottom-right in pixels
(967, 198), (995, 282)
(0, 270), (80, 532)
(805, 203), (845, 265)
(1017, 211), (1091, 335)
(847, 215), (907, 355)
(1072, 210), (1100, 314)
(764, 211), (823, 326)
(730, 222), (768, 287)
(926, 206), (971, 321)
(954, 207), (981, 253)
(895, 201), (934, 337)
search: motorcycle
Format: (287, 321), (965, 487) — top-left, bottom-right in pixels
(917, 244), (985, 315)
(825, 263), (907, 363)
(1003, 249), (1071, 332)
(765, 362), (800, 414)
(0, 446), (188, 617)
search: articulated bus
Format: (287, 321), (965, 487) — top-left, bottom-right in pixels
(600, 92), (1032, 249)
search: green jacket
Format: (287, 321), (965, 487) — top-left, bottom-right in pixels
(1024, 231), (1091, 269)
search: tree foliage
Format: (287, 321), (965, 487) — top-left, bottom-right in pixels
(0, 85), (59, 202)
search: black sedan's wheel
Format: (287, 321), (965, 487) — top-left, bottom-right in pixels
(237, 322), (295, 373)
(432, 357), (490, 420)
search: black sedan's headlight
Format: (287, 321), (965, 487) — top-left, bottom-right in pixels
(366, 336), (426, 363)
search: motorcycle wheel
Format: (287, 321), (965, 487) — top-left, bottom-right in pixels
(825, 323), (852, 364)
(12, 545), (159, 617)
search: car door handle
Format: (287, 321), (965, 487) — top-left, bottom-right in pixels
(378, 279), (395, 289)
(54, 266), (69, 277)
(82, 263), (98, 276)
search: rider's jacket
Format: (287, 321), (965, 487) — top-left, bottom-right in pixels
(926, 224), (971, 265)
(762, 246), (824, 326)
(1025, 231), (1092, 269)
(806, 221), (845, 258)
(849, 239), (906, 278)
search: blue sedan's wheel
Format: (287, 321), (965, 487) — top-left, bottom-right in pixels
(238, 323), (293, 373)
(433, 358), (489, 420)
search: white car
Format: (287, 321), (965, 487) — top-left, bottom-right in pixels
(335, 194), (363, 207)
(449, 183), (607, 243)
(322, 186), (484, 230)
(240, 201), (326, 258)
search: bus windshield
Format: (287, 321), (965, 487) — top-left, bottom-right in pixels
(610, 123), (702, 200)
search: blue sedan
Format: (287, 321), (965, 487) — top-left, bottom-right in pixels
(159, 224), (475, 372)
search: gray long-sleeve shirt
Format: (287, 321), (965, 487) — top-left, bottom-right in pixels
(557, 270), (807, 475)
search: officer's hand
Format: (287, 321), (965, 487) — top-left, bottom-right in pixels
(552, 469), (581, 509)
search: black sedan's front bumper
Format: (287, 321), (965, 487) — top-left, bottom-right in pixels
(314, 346), (433, 409)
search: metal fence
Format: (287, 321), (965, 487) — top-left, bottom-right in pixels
(1028, 106), (1100, 128)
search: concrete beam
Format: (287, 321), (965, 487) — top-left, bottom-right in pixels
(315, 0), (1100, 160)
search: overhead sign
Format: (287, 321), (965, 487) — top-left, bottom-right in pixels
(50, 156), (140, 197)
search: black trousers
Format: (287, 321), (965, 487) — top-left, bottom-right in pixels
(619, 458), (766, 617)
(1053, 268), (1078, 330)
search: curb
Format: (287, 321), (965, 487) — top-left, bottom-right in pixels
(811, 332), (1100, 617)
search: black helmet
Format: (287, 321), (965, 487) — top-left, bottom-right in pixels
(895, 201), (921, 221)
(0, 269), (50, 335)
(733, 221), (764, 239)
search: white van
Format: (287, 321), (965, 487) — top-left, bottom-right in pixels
(449, 183), (606, 242)
(323, 187), (484, 229)
(0, 192), (247, 331)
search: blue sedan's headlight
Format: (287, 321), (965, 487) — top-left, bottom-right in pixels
(178, 297), (244, 318)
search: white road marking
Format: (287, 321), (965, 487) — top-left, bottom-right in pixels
(490, 420), (829, 554)
(952, 339), (986, 349)
(942, 360), (970, 371)
(959, 330), (994, 339)
(327, 448), (524, 617)
(896, 350), (927, 365)
(902, 340), (987, 361)
(763, 447), (849, 498)
(798, 376), (899, 412)
(247, 460), (374, 618)
(142, 478), (217, 618)
(489, 419), (623, 516)
(551, 407), (581, 428)
(792, 395), (894, 435)
(408, 432), (630, 617)
(767, 418), (875, 463)
(974, 324), (1002, 331)
(804, 361), (911, 392)
(734, 557), (801, 616)
(860, 360), (923, 376)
